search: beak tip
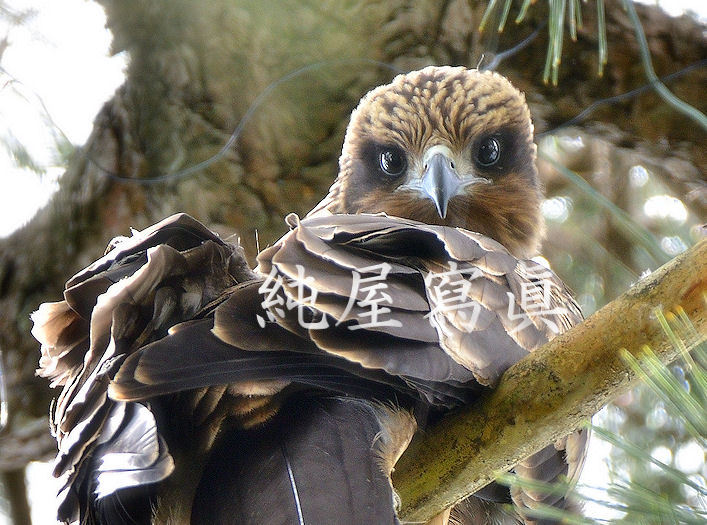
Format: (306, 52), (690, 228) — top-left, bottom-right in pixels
(420, 151), (460, 222)
(436, 203), (448, 219)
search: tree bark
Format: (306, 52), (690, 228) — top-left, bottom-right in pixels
(0, 0), (704, 493)
(393, 239), (706, 522)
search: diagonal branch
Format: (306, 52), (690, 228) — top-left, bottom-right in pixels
(393, 240), (707, 522)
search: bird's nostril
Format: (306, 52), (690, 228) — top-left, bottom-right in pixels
(450, 161), (455, 169)
(423, 163), (428, 171)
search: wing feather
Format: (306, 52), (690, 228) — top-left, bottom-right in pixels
(33, 214), (250, 523)
(34, 212), (586, 524)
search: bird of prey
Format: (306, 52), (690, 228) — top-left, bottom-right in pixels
(33, 66), (588, 525)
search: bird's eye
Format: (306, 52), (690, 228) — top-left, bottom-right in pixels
(379, 148), (407, 177)
(476, 137), (500, 167)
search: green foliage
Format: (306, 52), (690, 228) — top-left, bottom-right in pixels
(480, 0), (607, 84)
(622, 0), (707, 132)
(501, 311), (706, 523)
(540, 149), (668, 267)
(605, 314), (706, 523)
(482, 0), (707, 140)
(0, 2), (36, 32)
(537, 131), (701, 317)
(0, 72), (76, 177)
(0, 132), (44, 175)
(484, 1), (706, 130)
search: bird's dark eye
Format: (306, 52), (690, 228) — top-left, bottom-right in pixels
(379, 148), (407, 177)
(476, 137), (500, 167)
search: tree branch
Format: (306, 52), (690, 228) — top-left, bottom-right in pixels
(392, 239), (706, 522)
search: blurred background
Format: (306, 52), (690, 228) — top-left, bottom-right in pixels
(0, 1), (704, 523)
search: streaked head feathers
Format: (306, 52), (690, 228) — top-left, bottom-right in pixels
(313, 66), (543, 257)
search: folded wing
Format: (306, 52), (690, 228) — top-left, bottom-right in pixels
(34, 213), (587, 524)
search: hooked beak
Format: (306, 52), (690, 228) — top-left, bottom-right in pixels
(420, 150), (462, 219)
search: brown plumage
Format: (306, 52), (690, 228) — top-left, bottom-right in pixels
(311, 66), (543, 258)
(33, 67), (587, 525)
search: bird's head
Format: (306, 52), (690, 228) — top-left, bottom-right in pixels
(313, 66), (544, 258)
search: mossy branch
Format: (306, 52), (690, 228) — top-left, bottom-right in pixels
(392, 240), (707, 522)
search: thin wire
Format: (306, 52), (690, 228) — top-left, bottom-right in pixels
(86, 58), (403, 185)
(480, 21), (546, 72)
(539, 59), (706, 137)
(623, 0), (707, 132)
(75, 57), (707, 180)
(3, 43), (703, 188)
